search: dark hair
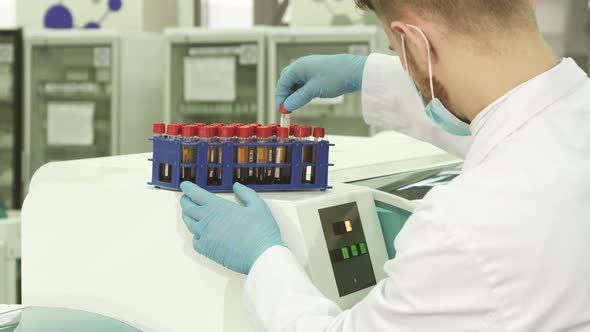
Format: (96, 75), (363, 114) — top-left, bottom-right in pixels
(354, 0), (376, 10)
(354, 0), (534, 31)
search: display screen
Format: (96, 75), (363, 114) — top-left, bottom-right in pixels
(319, 202), (376, 297)
(332, 219), (353, 235)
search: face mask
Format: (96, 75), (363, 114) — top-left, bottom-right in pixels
(401, 25), (472, 136)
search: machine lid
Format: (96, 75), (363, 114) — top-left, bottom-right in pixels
(2, 306), (140, 332)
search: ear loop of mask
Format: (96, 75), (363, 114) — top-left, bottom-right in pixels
(400, 24), (435, 102)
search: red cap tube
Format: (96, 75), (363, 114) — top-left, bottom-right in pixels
(218, 126), (236, 138)
(198, 125), (218, 138)
(182, 125), (197, 137)
(276, 127), (289, 138)
(166, 124), (181, 136)
(193, 123), (206, 128)
(313, 127), (325, 138)
(295, 126), (312, 138)
(256, 126), (274, 138)
(153, 122), (165, 134)
(289, 124), (299, 136)
(237, 125), (254, 138)
(209, 123), (224, 127)
(279, 103), (291, 114)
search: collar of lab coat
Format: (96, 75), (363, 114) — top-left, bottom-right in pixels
(464, 58), (587, 169)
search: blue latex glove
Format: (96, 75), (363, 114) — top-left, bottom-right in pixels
(180, 182), (286, 274)
(275, 54), (368, 112)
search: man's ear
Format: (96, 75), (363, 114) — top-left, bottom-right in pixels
(390, 21), (430, 69)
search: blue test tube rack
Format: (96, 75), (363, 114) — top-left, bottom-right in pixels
(148, 136), (334, 192)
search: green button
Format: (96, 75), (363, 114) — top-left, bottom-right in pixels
(359, 243), (367, 254)
(351, 245), (359, 257)
(341, 247), (350, 260)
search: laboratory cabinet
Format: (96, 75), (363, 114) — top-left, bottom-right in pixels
(267, 27), (377, 136)
(23, 30), (164, 192)
(0, 212), (21, 304)
(165, 28), (267, 125)
(0, 29), (23, 209)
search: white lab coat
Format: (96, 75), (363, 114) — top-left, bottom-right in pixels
(245, 54), (590, 331)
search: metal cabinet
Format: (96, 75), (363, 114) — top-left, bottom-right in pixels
(165, 28), (267, 125)
(0, 29), (23, 209)
(23, 30), (164, 191)
(267, 27), (377, 136)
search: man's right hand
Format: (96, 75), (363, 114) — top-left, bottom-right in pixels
(275, 54), (368, 112)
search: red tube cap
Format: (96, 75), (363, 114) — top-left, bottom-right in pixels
(279, 103), (291, 114)
(237, 125), (254, 138)
(193, 123), (206, 128)
(276, 127), (289, 138)
(295, 126), (311, 138)
(166, 124), (181, 136)
(256, 126), (274, 138)
(219, 126), (236, 138)
(153, 122), (165, 134)
(209, 123), (224, 127)
(182, 125), (197, 137)
(313, 127), (325, 138)
(198, 125), (218, 138)
(289, 124), (299, 136)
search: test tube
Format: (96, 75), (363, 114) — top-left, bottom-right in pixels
(210, 123), (225, 128)
(193, 123), (206, 128)
(280, 103), (291, 128)
(158, 124), (181, 183)
(181, 125), (198, 183)
(152, 123), (165, 138)
(273, 127), (291, 184)
(255, 126), (275, 184)
(198, 125), (220, 186)
(235, 126), (256, 184)
(217, 126), (236, 183)
(295, 126), (312, 184)
(311, 127), (325, 184)
(176, 123), (187, 133)
(289, 124), (299, 138)
(166, 123), (181, 140)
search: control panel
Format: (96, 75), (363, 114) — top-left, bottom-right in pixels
(319, 202), (376, 297)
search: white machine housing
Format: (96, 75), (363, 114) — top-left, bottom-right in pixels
(21, 152), (417, 332)
(263, 185), (389, 309)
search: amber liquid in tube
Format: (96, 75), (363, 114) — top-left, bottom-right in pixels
(181, 126), (197, 183)
(160, 124), (180, 183)
(217, 126), (236, 184)
(273, 127), (291, 184)
(256, 144), (269, 184)
(235, 126), (255, 184)
(237, 144), (249, 182)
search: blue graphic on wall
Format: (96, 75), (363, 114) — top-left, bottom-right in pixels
(44, 0), (123, 29)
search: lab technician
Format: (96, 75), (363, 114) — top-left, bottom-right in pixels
(180, 0), (590, 330)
